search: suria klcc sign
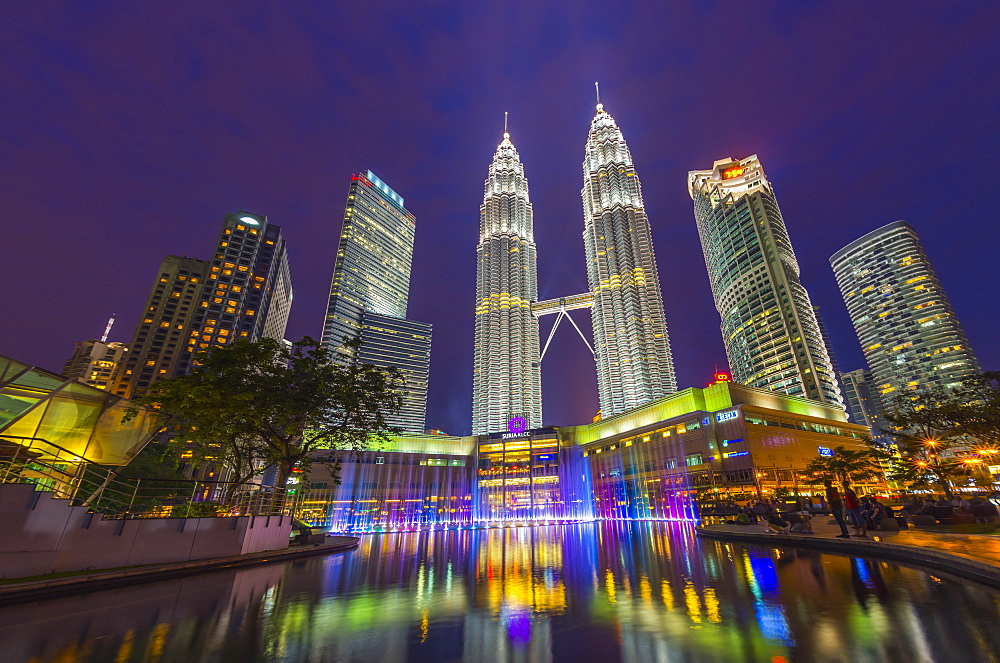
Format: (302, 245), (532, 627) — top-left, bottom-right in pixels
(501, 416), (528, 439)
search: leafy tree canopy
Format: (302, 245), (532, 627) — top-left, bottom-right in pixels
(125, 336), (403, 488)
(879, 372), (1000, 499)
(803, 445), (886, 487)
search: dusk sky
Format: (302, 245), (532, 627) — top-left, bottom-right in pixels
(2, 2), (998, 436)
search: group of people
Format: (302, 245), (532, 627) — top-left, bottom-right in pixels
(733, 499), (815, 534)
(824, 480), (895, 538)
(901, 494), (1000, 520)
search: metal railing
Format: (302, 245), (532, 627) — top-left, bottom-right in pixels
(0, 435), (300, 519)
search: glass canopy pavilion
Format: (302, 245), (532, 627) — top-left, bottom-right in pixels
(0, 354), (155, 466)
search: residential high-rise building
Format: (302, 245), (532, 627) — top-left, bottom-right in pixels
(63, 339), (128, 390)
(185, 211), (292, 364)
(830, 220), (980, 399)
(112, 255), (209, 399)
(583, 101), (676, 417)
(113, 212), (292, 398)
(323, 171), (432, 433)
(472, 127), (542, 435)
(689, 156), (843, 408)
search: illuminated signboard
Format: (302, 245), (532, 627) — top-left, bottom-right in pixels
(818, 447), (834, 457)
(723, 451), (749, 458)
(507, 417), (527, 434)
(722, 166), (745, 180)
(716, 410), (739, 423)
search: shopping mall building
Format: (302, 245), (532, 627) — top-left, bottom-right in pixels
(299, 381), (873, 532)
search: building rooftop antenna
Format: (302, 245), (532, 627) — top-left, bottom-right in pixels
(595, 81), (604, 112)
(101, 315), (115, 343)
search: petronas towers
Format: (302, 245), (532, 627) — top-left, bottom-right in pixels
(472, 98), (677, 434)
(472, 128), (543, 434)
(583, 102), (676, 413)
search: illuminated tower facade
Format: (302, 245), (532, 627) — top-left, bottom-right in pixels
(472, 127), (542, 435)
(830, 220), (980, 398)
(323, 171), (432, 433)
(689, 156), (843, 407)
(582, 101), (676, 417)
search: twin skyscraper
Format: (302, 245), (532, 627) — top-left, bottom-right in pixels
(472, 98), (679, 435)
(472, 96), (850, 436)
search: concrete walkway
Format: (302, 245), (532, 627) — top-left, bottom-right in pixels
(697, 519), (1000, 587)
(0, 536), (360, 605)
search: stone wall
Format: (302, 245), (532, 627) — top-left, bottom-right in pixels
(0, 484), (292, 579)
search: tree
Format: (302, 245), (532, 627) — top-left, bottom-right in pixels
(803, 445), (885, 488)
(125, 336), (403, 489)
(948, 372), (1000, 453)
(880, 377), (1000, 499)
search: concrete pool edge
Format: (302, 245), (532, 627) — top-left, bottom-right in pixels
(0, 536), (360, 605)
(696, 526), (1000, 588)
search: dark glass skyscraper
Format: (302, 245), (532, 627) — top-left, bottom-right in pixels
(323, 171), (432, 433)
(689, 156), (843, 408)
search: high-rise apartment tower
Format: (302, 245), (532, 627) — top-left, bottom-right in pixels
(113, 212), (293, 398)
(583, 101), (676, 417)
(471, 127), (542, 434)
(185, 211), (293, 364)
(323, 171), (432, 433)
(830, 220), (980, 398)
(689, 156), (843, 407)
(64, 339), (128, 390)
(113, 255), (209, 399)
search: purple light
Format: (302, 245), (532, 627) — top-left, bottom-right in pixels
(508, 416), (527, 434)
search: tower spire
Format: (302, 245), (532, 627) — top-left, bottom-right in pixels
(101, 314), (115, 343)
(504, 111), (508, 134)
(595, 81), (603, 112)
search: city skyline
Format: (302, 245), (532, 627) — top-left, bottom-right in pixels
(2, 3), (998, 436)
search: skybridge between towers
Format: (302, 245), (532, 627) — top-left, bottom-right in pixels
(530, 292), (595, 365)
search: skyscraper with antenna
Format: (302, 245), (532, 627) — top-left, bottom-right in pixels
(582, 84), (677, 416)
(63, 316), (128, 390)
(472, 114), (543, 434)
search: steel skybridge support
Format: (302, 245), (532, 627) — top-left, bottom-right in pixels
(531, 293), (595, 365)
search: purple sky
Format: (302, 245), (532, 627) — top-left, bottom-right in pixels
(2, 2), (998, 436)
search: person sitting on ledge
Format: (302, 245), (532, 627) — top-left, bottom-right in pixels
(789, 510), (814, 534)
(764, 507), (790, 534)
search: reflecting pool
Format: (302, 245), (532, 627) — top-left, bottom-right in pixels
(1, 522), (999, 662)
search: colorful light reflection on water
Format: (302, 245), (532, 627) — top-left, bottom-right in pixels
(1, 522), (999, 662)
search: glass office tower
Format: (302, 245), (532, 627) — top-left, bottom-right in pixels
(472, 129), (543, 435)
(689, 156), (843, 408)
(582, 101), (676, 417)
(323, 171), (432, 433)
(830, 220), (980, 398)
